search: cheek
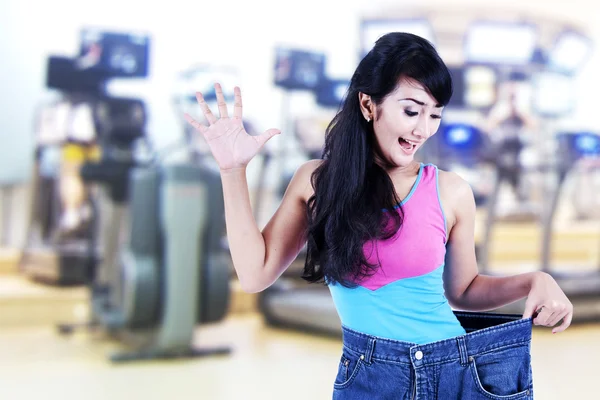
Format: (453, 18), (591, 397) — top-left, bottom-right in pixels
(430, 120), (442, 136)
(397, 113), (416, 129)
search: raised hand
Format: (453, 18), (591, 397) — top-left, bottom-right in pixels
(184, 83), (280, 171)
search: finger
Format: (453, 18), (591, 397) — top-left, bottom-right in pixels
(215, 83), (229, 119)
(233, 86), (243, 120)
(195, 92), (217, 125)
(184, 113), (208, 134)
(552, 311), (573, 334)
(522, 301), (538, 320)
(547, 309), (567, 327)
(533, 307), (552, 326)
(255, 128), (281, 147)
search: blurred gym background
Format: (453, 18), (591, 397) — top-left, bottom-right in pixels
(1, 0), (599, 399)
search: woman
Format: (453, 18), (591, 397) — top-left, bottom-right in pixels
(185, 33), (572, 399)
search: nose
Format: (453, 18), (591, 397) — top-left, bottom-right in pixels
(412, 114), (431, 139)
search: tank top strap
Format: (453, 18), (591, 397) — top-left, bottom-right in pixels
(409, 163), (447, 242)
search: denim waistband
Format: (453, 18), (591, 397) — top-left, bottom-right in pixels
(341, 312), (533, 368)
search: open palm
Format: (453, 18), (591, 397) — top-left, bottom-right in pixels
(184, 83), (280, 171)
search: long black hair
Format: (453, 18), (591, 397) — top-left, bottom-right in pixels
(302, 32), (453, 288)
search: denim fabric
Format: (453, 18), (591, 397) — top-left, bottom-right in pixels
(332, 311), (534, 400)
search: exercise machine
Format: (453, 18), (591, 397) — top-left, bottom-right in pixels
(57, 97), (232, 362)
(537, 132), (600, 322)
(51, 28), (232, 362)
(20, 62), (107, 286)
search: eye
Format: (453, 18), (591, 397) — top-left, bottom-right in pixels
(431, 114), (442, 119)
(404, 110), (418, 117)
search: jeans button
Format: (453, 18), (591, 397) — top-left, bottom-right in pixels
(415, 350), (423, 360)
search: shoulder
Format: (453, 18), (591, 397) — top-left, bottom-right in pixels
(436, 168), (476, 218)
(289, 159), (323, 203)
(437, 169), (471, 195)
(296, 158), (323, 174)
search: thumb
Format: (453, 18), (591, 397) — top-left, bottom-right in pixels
(522, 299), (539, 320)
(256, 128), (281, 147)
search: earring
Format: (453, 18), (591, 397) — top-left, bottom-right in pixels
(366, 116), (371, 122)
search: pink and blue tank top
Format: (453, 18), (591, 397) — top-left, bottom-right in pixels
(328, 163), (466, 344)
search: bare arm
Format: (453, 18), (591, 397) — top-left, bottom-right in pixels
(221, 160), (318, 293)
(442, 171), (574, 331)
(441, 172), (536, 311)
(184, 83), (319, 293)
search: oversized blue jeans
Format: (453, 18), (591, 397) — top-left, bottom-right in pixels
(332, 312), (534, 399)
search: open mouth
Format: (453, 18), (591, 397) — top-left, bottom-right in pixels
(398, 138), (417, 153)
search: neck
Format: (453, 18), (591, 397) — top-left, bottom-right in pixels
(376, 159), (420, 181)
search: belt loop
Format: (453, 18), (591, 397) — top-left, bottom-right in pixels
(456, 336), (469, 366)
(364, 337), (376, 364)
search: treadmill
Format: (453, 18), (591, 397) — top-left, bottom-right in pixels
(257, 73), (346, 337)
(491, 132), (600, 321)
(259, 254), (341, 337)
(536, 132), (600, 322)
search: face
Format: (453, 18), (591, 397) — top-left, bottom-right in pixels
(359, 78), (444, 169)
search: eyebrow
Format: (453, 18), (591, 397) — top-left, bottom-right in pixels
(400, 98), (443, 108)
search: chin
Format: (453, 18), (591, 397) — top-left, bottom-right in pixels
(390, 153), (415, 168)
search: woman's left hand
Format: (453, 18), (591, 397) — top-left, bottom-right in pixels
(522, 272), (573, 334)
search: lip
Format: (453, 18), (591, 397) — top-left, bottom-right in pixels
(398, 137), (419, 155)
(399, 137), (423, 146)
(399, 144), (417, 155)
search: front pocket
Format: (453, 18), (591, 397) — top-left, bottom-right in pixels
(333, 351), (364, 390)
(469, 356), (532, 399)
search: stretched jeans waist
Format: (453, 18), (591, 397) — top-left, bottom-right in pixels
(340, 311), (532, 368)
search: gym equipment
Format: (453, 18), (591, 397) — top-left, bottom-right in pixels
(259, 279), (341, 337)
(58, 131), (232, 362)
(315, 78), (350, 109)
(21, 29), (152, 286)
(537, 132), (600, 322)
(274, 48), (325, 91)
(78, 29), (150, 78)
(489, 132), (600, 322)
(21, 99), (101, 286)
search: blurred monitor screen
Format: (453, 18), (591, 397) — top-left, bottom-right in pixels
(574, 133), (600, 155)
(360, 19), (436, 55)
(548, 31), (593, 74)
(441, 123), (483, 151)
(274, 48), (325, 90)
(316, 78), (350, 108)
(447, 66), (497, 109)
(464, 66), (497, 108)
(464, 22), (537, 65)
(79, 29), (150, 78)
(532, 72), (575, 116)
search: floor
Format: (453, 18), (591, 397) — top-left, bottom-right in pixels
(1, 312), (599, 399)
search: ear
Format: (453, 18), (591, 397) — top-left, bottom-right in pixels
(358, 92), (374, 122)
